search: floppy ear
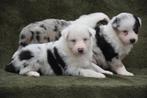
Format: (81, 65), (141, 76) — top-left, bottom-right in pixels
(61, 28), (69, 39)
(112, 17), (120, 29)
(88, 28), (96, 38)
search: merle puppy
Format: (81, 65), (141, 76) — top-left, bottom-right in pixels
(19, 19), (70, 49)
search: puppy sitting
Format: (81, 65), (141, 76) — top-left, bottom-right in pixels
(93, 12), (142, 76)
(5, 24), (112, 78)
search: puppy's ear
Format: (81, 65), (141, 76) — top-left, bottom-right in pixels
(88, 28), (96, 38)
(61, 28), (69, 39)
(133, 15), (142, 27)
(138, 17), (142, 27)
(112, 17), (120, 29)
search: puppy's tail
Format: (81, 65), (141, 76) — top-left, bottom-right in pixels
(96, 18), (109, 26)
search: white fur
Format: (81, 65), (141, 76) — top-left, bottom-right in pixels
(73, 12), (110, 28)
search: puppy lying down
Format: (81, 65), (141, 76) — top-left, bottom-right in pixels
(5, 24), (113, 78)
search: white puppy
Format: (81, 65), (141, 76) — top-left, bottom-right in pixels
(5, 24), (112, 78)
(93, 12), (142, 76)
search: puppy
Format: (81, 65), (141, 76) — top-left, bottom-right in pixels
(93, 12), (142, 76)
(5, 24), (113, 78)
(18, 12), (110, 48)
(19, 19), (70, 49)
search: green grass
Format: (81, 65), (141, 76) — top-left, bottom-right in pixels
(0, 68), (147, 98)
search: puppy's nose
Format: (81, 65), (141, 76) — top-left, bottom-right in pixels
(130, 39), (136, 44)
(78, 48), (84, 54)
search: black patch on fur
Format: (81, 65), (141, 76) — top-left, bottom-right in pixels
(112, 18), (120, 29)
(54, 47), (66, 69)
(61, 21), (66, 26)
(44, 37), (50, 42)
(133, 15), (140, 34)
(55, 36), (59, 40)
(36, 31), (40, 42)
(54, 25), (58, 32)
(97, 19), (108, 26)
(47, 37), (50, 42)
(5, 63), (19, 73)
(58, 31), (61, 37)
(30, 31), (34, 41)
(20, 34), (26, 39)
(23, 63), (28, 67)
(47, 49), (63, 75)
(37, 69), (43, 75)
(40, 24), (47, 30)
(19, 50), (33, 61)
(19, 42), (28, 47)
(95, 26), (118, 61)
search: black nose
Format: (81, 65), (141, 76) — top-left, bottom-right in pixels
(5, 63), (18, 73)
(130, 39), (136, 44)
(78, 48), (84, 53)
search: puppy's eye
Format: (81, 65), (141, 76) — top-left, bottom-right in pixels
(123, 30), (128, 33)
(123, 30), (128, 35)
(70, 39), (76, 43)
(83, 38), (88, 41)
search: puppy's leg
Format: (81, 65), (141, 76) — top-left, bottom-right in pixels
(79, 69), (106, 78)
(110, 58), (134, 76)
(19, 66), (40, 77)
(25, 71), (40, 77)
(91, 63), (113, 75)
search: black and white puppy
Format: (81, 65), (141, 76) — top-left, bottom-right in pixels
(93, 12), (142, 76)
(5, 24), (113, 78)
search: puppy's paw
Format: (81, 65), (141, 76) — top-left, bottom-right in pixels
(118, 71), (134, 76)
(95, 73), (106, 78)
(26, 71), (40, 77)
(103, 70), (113, 75)
(80, 69), (106, 78)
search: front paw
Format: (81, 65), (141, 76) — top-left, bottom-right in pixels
(103, 70), (113, 75)
(26, 71), (40, 77)
(79, 69), (106, 78)
(117, 71), (134, 76)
